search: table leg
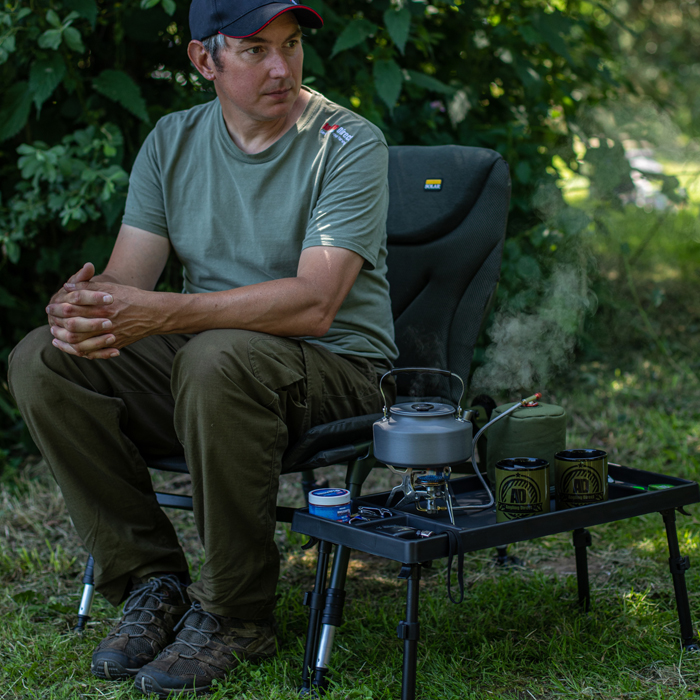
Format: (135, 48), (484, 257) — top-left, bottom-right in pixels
(573, 528), (591, 612)
(397, 564), (421, 700)
(301, 540), (333, 694)
(661, 509), (699, 651)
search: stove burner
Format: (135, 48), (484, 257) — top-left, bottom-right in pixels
(386, 466), (455, 521)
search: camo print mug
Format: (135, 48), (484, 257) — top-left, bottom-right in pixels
(555, 449), (608, 509)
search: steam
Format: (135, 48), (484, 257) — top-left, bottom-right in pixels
(471, 263), (595, 393)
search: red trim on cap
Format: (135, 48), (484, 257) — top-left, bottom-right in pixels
(219, 6), (323, 39)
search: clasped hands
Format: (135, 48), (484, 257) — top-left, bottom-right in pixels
(47, 262), (156, 360)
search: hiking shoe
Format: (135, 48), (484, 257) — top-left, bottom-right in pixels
(134, 602), (277, 697)
(91, 574), (190, 681)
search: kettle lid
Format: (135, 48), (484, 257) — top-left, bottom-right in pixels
(389, 402), (456, 417)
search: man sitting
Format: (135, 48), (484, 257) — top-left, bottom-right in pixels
(8, 0), (397, 695)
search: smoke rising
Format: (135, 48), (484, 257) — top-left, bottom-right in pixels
(471, 263), (595, 394)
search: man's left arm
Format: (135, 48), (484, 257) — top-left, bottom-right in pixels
(48, 245), (364, 359)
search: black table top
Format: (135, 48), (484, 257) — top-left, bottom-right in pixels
(291, 464), (700, 563)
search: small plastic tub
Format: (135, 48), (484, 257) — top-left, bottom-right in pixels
(308, 488), (351, 523)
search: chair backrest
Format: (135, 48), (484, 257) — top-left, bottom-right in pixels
(386, 145), (510, 404)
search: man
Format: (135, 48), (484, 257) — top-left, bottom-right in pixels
(8, 0), (397, 695)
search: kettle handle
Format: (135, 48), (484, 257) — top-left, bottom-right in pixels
(378, 367), (465, 419)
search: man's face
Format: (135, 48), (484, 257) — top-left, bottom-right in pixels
(211, 13), (304, 125)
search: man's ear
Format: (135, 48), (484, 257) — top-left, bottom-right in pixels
(188, 40), (217, 81)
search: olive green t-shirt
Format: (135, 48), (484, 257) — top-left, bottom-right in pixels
(122, 88), (398, 363)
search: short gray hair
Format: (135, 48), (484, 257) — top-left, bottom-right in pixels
(202, 33), (227, 71)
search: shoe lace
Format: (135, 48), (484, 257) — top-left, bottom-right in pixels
(116, 574), (186, 637)
(170, 602), (223, 657)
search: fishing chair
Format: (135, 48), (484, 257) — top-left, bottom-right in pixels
(74, 145), (512, 650)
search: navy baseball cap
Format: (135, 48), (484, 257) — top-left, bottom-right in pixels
(190, 0), (323, 40)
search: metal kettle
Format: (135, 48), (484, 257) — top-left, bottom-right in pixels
(373, 368), (472, 469)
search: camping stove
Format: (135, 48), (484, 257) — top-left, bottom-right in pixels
(385, 465), (455, 521)
(373, 367), (541, 524)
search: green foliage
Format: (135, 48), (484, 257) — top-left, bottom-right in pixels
(0, 0), (208, 464)
(383, 7), (410, 55)
(29, 54), (67, 114)
(0, 82), (33, 141)
(330, 17), (377, 57)
(92, 69), (151, 122)
(372, 58), (403, 110)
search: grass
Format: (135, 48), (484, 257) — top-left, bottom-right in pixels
(2, 201), (700, 698)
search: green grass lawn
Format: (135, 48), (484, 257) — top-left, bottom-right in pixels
(1, 198), (699, 699)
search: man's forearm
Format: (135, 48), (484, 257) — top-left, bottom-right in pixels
(140, 276), (336, 339)
(49, 246), (364, 359)
(102, 245), (363, 341)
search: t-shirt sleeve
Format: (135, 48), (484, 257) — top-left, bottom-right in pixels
(302, 138), (389, 270)
(122, 128), (169, 238)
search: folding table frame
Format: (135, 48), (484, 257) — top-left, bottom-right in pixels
(292, 464), (700, 700)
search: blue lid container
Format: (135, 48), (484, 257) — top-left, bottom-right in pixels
(308, 488), (351, 523)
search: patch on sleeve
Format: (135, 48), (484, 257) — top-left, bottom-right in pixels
(424, 179), (442, 191)
(320, 122), (354, 144)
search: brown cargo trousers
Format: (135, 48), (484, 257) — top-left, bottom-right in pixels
(8, 326), (391, 619)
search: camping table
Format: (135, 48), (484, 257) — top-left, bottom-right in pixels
(292, 464), (700, 700)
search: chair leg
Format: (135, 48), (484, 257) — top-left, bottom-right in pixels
(74, 554), (95, 633)
(495, 545), (509, 566)
(309, 458), (374, 692)
(312, 545), (351, 692)
(301, 540), (333, 694)
(301, 470), (330, 505)
(345, 456), (375, 495)
(493, 545), (524, 568)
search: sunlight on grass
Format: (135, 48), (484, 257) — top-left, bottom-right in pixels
(679, 529), (700, 553)
(635, 534), (671, 555)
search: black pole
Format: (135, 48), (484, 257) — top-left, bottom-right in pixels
(661, 509), (699, 650)
(300, 540), (332, 693)
(311, 544), (350, 691)
(573, 528), (591, 612)
(311, 459), (370, 692)
(73, 554), (95, 633)
(397, 564), (421, 700)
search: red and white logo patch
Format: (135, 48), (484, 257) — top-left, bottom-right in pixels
(320, 122), (354, 144)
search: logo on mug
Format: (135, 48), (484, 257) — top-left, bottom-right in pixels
(560, 463), (604, 505)
(497, 475), (543, 519)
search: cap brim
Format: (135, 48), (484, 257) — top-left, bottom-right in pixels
(220, 4), (323, 39)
